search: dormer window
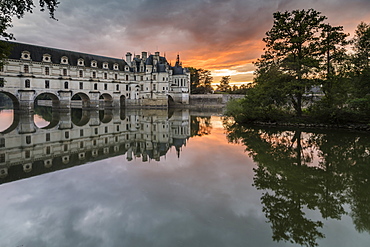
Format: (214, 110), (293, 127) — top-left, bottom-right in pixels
(125, 66), (129, 71)
(103, 62), (109, 69)
(78, 59), (84, 66)
(21, 51), (31, 60)
(43, 54), (51, 62)
(61, 56), (68, 65)
(91, 60), (97, 68)
(113, 63), (119, 70)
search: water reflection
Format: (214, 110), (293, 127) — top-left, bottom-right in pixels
(224, 121), (370, 246)
(0, 106), (213, 184)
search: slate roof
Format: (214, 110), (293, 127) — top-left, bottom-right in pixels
(5, 41), (128, 70)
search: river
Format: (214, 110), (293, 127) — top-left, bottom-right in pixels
(0, 107), (369, 247)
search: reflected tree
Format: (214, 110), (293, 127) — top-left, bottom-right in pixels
(224, 121), (358, 246)
(190, 116), (212, 137)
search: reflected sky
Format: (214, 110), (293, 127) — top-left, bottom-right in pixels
(1, 116), (370, 247)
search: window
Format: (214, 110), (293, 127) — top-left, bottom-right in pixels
(25, 79), (30, 88)
(92, 71), (96, 78)
(104, 73), (107, 79)
(115, 74), (118, 80)
(24, 65), (29, 73)
(64, 81), (69, 89)
(126, 75), (129, 81)
(79, 70), (83, 77)
(80, 142), (84, 148)
(153, 75), (156, 80)
(134, 76), (136, 81)
(95, 128), (98, 135)
(45, 80), (50, 89)
(80, 129), (84, 137)
(116, 84), (119, 91)
(25, 150), (30, 158)
(63, 68), (67, 76)
(64, 144), (68, 151)
(0, 138), (4, 148)
(126, 85), (129, 91)
(140, 85), (143, 91)
(104, 84), (107, 90)
(79, 82), (83, 89)
(153, 84), (156, 91)
(141, 76), (144, 81)
(46, 146), (51, 154)
(94, 83), (97, 90)
(26, 136), (31, 144)
(46, 133), (50, 142)
(116, 125), (119, 131)
(45, 67), (50, 75)
(105, 126), (108, 133)
(65, 131), (69, 139)
(0, 78), (4, 87)
(0, 153), (5, 163)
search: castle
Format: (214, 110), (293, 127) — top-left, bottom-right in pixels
(0, 41), (190, 110)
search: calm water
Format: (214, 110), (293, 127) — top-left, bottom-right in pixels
(0, 107), (370, 247)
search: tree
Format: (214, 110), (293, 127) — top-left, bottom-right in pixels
(188, 67), (213, 94)
(255, 9), (327, 117)
(0, 0), (59, 66)
(347, 22), (370, 118)
(216, 75), (231, 92)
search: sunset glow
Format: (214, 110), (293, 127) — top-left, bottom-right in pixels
(7, 0), (370, 86)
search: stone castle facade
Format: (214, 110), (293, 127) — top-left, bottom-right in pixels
(0, 41), (190, 109)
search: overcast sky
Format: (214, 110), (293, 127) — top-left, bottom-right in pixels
(8, 0), (370, 85)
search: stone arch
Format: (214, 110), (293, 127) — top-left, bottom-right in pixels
(34, 92), (60, 108)
(71, 108), (90, 126)
(168, 95), (175, 107)
(0, 92), (20, 133)
(99, 109), (113, 123)
(72, 92), (90, 108)
(100, 93), (113, 108)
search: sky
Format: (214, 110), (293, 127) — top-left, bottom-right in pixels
(8, 0), (370, 86)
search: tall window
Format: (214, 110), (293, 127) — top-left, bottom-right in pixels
(45, 80), (50, 89)
(94, 83), (97, 90)
(79, 82), (83, 89)
(46, 133), (50, 142)
(104, 72), (107, 79)
(45, 67), (50, 75)
(63, 68), (67, 76)
(115, 74), (118, 80)
(0, 78), (4, 87)
(92, 71), (96, 79)
(116, 84), (119, 91)
(104, 83), (107, 90)
(64, 81), (68, 89)
(25, 79), (30, 88)
(126, 75), (129, 81)
(79, 70), (83, 78)
(24, 65), (29, 73)
(0, 138), (5, 148)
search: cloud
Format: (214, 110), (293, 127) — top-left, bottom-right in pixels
(8, 0), (370, 84)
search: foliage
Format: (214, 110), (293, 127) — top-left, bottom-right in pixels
(227, 9), (370, 125)
(216, 75), (231, 92)
(0, 0), (59, 66)
(224, 122), (370, 245)
(188, 67), (213, 94)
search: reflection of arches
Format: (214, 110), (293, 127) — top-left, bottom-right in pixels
(71, 108), (90, 126)
(120, 95), (126, 108)
(35, 92), (60, 108)
(168, 95), (175, 107)
(0, 91), (19, 109)
(120, 108), (126, 120)
(72, 92), (90, 108)
(100, 93), (113, 108)
(33, 106), (60, 129)
(0, 109), (20, 134)
(99, 110), (113, 123)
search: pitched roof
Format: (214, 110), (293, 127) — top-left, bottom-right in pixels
(5, 41), (128, 70)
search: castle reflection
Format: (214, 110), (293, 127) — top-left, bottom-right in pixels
(0, 107), (209, 184)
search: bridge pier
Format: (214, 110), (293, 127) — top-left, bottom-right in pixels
(58, 91), (71, 110)
(89, 110), (101, 126)
(90, 92), (100, 108)
(17, 111), (36, 134)
(18, 90), (35, 112)
(59, 109), (72, 130)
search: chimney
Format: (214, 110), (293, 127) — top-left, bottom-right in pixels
(125, 52), (132, 66)
(142, 52), (148, 60)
